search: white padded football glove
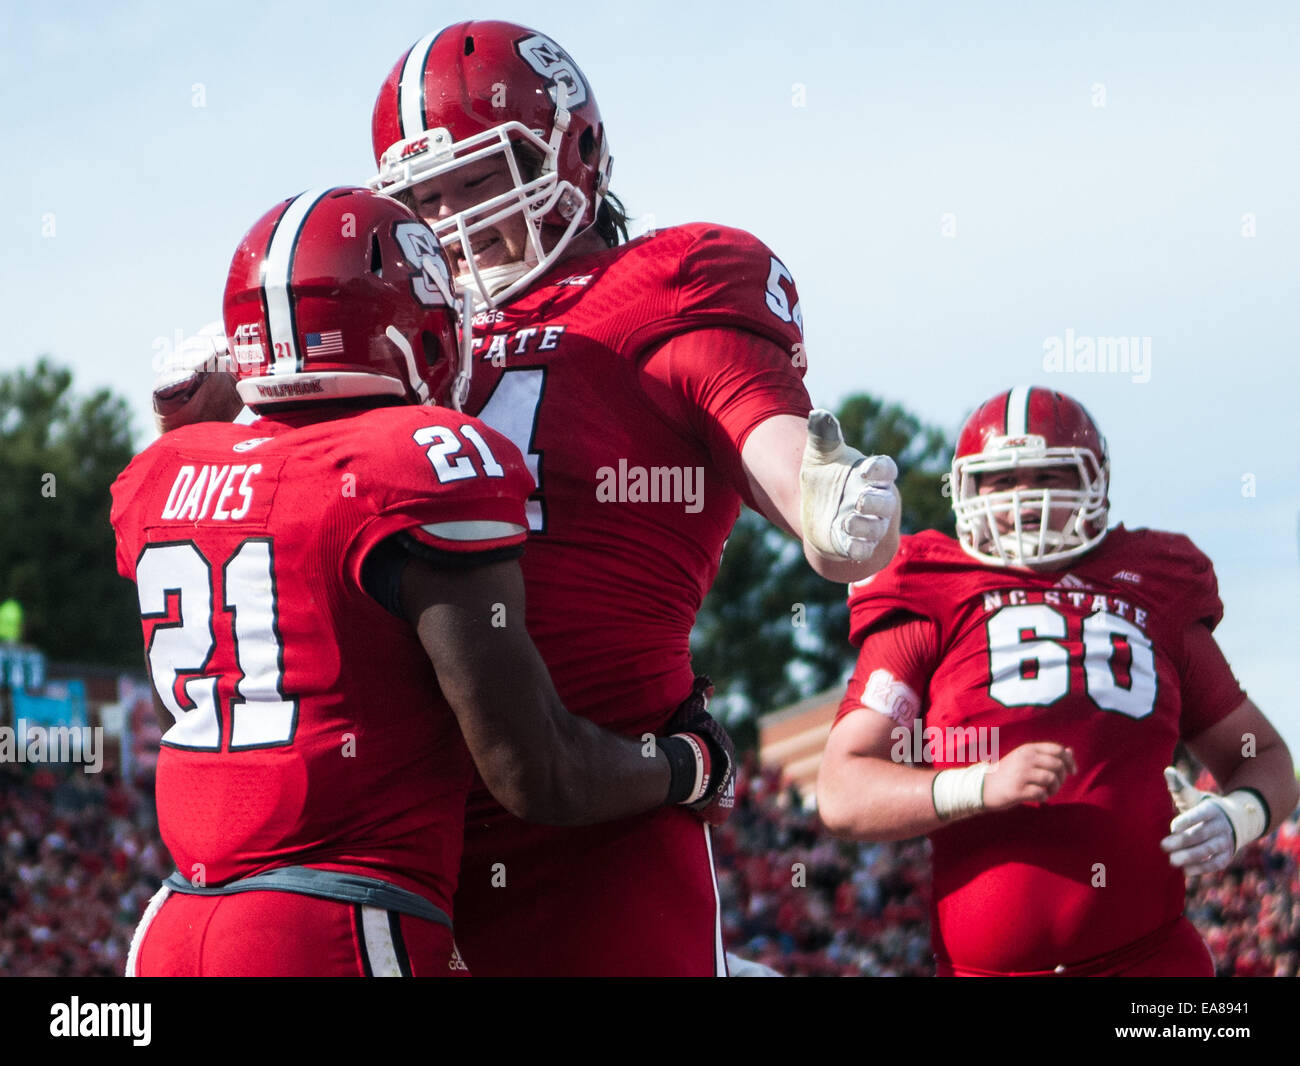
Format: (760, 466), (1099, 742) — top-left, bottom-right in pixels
(799, 409), (899, 563)
(1161, 766), (1267, 877)
(152, 322), (240, 434)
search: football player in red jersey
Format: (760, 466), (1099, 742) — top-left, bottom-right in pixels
(818, 386), (1298, 976)
(361, 21), (903, 976)
(112, 187), (737, 977)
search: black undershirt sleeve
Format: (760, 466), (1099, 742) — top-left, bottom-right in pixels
(360, 532), (526, 618)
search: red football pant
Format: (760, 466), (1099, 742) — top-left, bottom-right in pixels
(937, 917), (1214, 977)
(454, 806), (726, 976)
(127, 887), (466, 977)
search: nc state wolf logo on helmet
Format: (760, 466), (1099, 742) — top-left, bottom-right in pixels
(514, 33), (588, 109)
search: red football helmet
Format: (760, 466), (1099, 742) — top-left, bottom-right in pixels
(368, 21), (613, 309)
(951, 386), (1110, 567)
(224, 187), (473, 409)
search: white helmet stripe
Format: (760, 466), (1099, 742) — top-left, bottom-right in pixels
(1006, 385), (1031, 437)
(384, 325), (430, 403)
(262, 187), (334, 375)
(399, 31), (439, 138)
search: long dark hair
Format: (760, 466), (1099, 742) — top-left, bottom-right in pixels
(596, 191), (629, 246)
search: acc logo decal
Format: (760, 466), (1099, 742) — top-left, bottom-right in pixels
(515, 33), (587, 109)
(233, 437), (272, 453)
(400, 137), (429, 159)
(230, 323), (265, 366)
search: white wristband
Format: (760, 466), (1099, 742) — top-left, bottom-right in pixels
(932, 764), (989, 821)
(1219, 789), (1268, 852)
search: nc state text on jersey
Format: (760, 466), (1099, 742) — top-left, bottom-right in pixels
(472, 324), (567, 364)
(982, 587), (1148, 629)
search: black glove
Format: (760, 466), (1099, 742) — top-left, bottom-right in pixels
(661, 676), (736, 826)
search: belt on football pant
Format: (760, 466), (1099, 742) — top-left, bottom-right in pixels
(163, 866), (451, 928)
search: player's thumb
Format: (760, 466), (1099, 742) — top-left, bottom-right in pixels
(804, 409), (845, 462)
(1163, 766), (1201, 812)
(859, 454), (899, 485)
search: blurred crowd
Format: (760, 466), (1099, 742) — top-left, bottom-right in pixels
(1, 755), (1297, 976)
(715, 756), (933, 976)
(0, 763), (168, 977)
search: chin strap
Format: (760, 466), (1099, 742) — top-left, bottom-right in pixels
(449, 293), (474, 412)
(545, 81), (571, 166)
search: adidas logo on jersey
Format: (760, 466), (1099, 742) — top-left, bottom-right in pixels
(449, 944), (468, 971)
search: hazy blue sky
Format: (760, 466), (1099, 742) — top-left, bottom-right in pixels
(4, 2), (1298, 747)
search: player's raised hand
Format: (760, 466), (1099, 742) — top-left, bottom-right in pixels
(153, 323), (242, 434)
(799, 409), (899, 563)
(980, 742), (1076, 811)
(1161, 767), (1265, 877)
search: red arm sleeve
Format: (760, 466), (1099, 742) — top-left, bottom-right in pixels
(1178, 621), (1249, 739)
(835, 615), (941, 728)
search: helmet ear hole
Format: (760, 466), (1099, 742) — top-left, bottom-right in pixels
(463, 35), (475, 56)
(578, 126), (597, 165)
(370, 234), (383, 277)
(420, 330), (442, 369)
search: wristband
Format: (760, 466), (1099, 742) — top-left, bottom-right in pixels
(1219, 788), (1268, 852)
(661, 734), (711, 806)
(932, 763), (989, 821)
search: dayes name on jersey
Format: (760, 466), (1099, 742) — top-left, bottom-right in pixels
(983, 587), (1149, 629)
(160, 464), (260, 522)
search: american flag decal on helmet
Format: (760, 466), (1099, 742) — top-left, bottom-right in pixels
(304, 330), (344, 358)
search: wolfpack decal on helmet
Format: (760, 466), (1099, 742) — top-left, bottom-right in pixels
(514, 32), (588, 109)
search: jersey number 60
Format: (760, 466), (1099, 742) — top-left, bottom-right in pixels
(985, 604), (1157, 719)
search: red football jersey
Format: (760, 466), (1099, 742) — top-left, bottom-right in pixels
(462, 222), (810, 741)
(110, 405), (532, 918)
(841, 527), (1246, 973)
(451, 223), (809, 975)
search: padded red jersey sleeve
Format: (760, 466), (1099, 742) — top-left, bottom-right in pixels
(1179, 539), (1226, 632)
(836, 615), (940, 728)
(630, 224), (809, 357)
(636, 328), (812, 508)
(109, 450), (152, 581)
(846, 534), (951, 645)
(340, 409), (533, 592)
(1177, 621), (1248, 739)
(1128, 529), (1225, 631)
